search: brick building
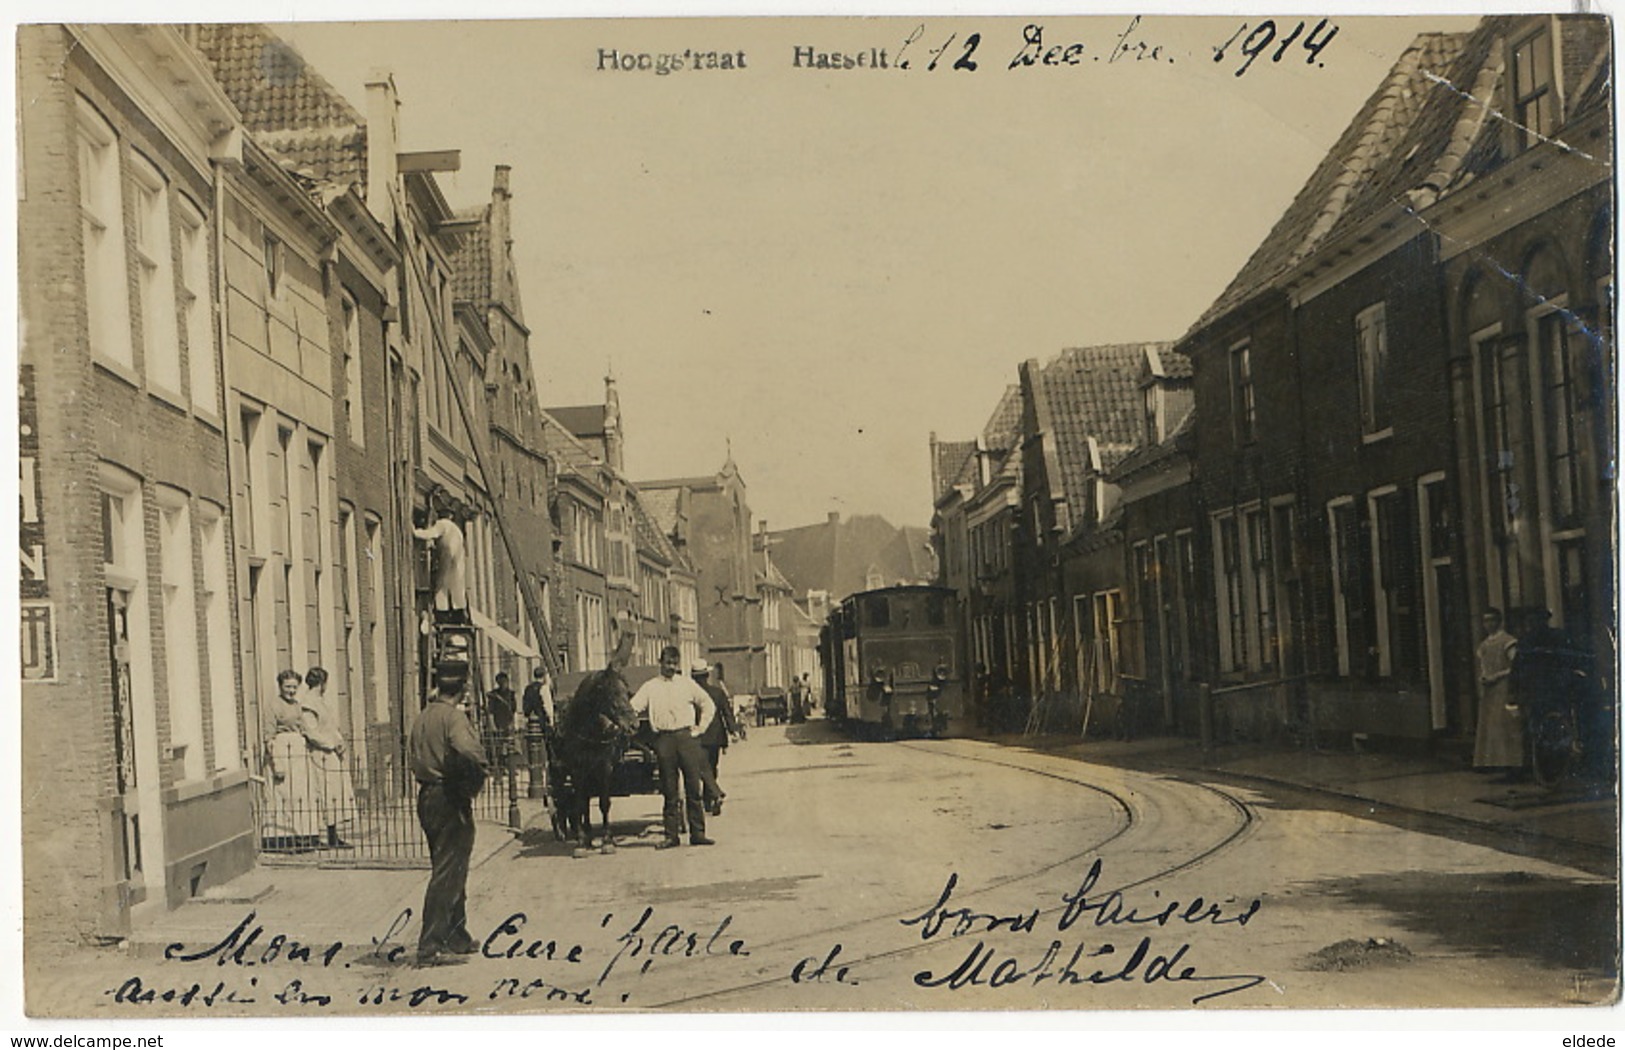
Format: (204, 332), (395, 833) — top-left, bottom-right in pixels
(638, 460), (766, 690)
(1017, 345), (1158, 733)
(19, 24), (253, 946)
(449, 165), (557, 684)
(1107, 346), (1202, 735)
(935, 387), (1024, 728)
(1427, 16), (1614, 736)
(541, 410), (612, 674)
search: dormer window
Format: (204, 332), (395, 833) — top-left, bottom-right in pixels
(1511, 25), (1557, 151)
(1142, 384), (1161, 445)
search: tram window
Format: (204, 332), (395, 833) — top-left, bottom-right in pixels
(864, 596), (890, 628)
(926, 594), (947, 626)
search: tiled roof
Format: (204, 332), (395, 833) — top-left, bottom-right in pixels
(545, 404), (607, 439)
(1029, 343), (1164, 519)
(191, 24), (368, 188)
(932, 439), (978, 502)
(640, 487), (681, 538)
(450, 205), (491, 303)
(1427, 17), (1612, 203)
(628, 491), (676, 565)
(1109, 402), (1196, 482)
(539, 410), (602, 473)
(982, 385), (1023, 449)
(638, 474), (723, 492)
(1188, 31), (1473, 336)
(1149, 345), (1192, 380)
(882, 526), (935, 581)
(767, 514), (927, 599)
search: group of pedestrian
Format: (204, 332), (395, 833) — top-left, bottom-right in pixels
(1473, 605), (1592, 783)
(403, 645), (747, 966)
(263, 666), (355, 852)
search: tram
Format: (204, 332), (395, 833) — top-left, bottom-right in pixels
(821, 585), (963, 738)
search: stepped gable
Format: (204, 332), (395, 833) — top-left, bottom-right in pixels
(191, 24), (368, 188)
(1188, 30), (1474, 336)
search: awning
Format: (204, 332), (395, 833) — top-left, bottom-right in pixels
(469, 608), (541, 660)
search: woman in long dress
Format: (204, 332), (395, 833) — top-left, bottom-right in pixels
(264, 669), (323, 851)
(303, 667), (357, 849)
(1472, 607), (1523, 777)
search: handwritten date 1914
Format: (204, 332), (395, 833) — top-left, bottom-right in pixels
(1213, 18), (1339, 76)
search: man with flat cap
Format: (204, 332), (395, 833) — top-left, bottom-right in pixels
(409, 662), (488, 965)
(692, 659), (738, 815)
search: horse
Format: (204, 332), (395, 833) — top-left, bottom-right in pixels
(549, 631), (640, 858)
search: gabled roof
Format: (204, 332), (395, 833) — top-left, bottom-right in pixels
(931, 439), (979, 502)
(1187, 31), (1472, 336)
(640, 487), (682, 538)
(982, 384), (1023, 450)
(539, 409), (603, 476)
(545, 404), (608, 441)
(1026, 343), (1163, 518)
(449, 205), (491, 303)
(1147, 345), (1193, 381)
(1109, 401), (1197, 482)
(639, 474), (724, 492)
(767, 514), (930, 600)
(628, 490), (677, 567)
(191, 24), (368, 189)
(1188, 17), (1611, 343)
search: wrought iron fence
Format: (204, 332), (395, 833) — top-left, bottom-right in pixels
(254, 728), (543, 865)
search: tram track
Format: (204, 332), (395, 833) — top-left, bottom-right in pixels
(648, 735), (1259, 1010)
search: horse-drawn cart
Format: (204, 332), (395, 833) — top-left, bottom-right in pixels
(755, 688), (790, 726)
(553, 664), (664, 800)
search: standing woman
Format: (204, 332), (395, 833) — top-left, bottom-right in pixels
(1472, 608), (1523, 780)
(303, 667), (356, 848)
(264, 669), (323, 851)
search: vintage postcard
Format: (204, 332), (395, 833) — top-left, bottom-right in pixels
(10, 4), (1619, 1030)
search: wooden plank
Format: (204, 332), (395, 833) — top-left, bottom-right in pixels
(396, 150), (461, 174)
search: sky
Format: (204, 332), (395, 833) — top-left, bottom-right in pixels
(135, 13), (1499, 529)
(270, 14), (1488, 532)
(262, 14), (1498, 532)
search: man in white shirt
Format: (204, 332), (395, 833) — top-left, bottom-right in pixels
(631, 645), (717, 848)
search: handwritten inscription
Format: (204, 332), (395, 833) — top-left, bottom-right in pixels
(105, 861), (1265, 1010)
(1212, 19), (1339, 76)
(783, 18), (1337, 75)
(900, 860), (1266, 1004)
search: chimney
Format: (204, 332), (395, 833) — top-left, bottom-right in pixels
(491, 165), (512, 302)
(364, 70), (399, 230)
(603, 372), (623, 473)
(827, 511), (840, 526)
